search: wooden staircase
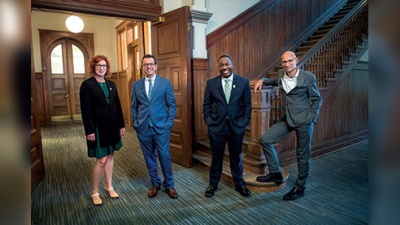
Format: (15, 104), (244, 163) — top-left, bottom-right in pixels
(269, 0), (362, 79)
(193, 0), (368, 192)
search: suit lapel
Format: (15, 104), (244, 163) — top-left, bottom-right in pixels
(139, 78), (149, 101)
(231, 74), (238, 97)
(217, 75), (226, 102)
(152, 76), (160, 99)
(296, 69), (306, 87)
(90, 77), (108, 105)
(105, 79), (114, 104)
(278, 68), (305, 92)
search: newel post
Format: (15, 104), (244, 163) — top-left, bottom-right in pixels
(245, 84), (275, 173)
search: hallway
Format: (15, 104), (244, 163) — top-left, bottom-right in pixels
(31, 122), (368, 224)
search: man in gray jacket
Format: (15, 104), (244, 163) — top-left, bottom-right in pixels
(254, 51), (322, 201)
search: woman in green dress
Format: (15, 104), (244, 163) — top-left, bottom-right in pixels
(80, 55), (125, 206)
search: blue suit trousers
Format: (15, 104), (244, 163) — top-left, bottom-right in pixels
(137, 129), (174, 188)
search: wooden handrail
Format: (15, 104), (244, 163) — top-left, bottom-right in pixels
(299, 1), (368, 88)
(298, 0), (368, 67)
(246, 0), (348, 81)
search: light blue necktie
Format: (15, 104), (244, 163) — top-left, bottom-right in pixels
(224, 79), (231, 103)
(148, 79), (153, 126)
(148, 79), (153, 100)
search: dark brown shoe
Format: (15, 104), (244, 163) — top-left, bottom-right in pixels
(165, 188), (178, 199)
(147, 186), (160, 198)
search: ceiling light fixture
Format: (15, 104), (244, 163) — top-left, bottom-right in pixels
(65, 15), (84, 33)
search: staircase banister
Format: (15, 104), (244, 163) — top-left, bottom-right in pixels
(246, 1), (348, 81)
(250, 81), (278, 106)
(297, 0), (368, 67)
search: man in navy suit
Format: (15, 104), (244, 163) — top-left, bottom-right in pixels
(254, 51), (322, 201)
(203, 55), (252, 197)
(131, 54), (178, 199)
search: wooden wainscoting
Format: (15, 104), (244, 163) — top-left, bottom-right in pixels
(192, 58), (209, 142)
(34, 72), (47, 125)
(206, 0), (347, 81)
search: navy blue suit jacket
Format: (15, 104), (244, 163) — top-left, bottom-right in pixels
(131, 75), (176, 135)
(203, 74), (252, 134)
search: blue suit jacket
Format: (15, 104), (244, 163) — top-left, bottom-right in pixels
(262, 69), (322, 127)
(203, 74), (252, 134)
(131, 75), (176, 134)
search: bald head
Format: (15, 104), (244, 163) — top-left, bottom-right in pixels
(281, 51), (296, 60)
(280, 51), (298, 77)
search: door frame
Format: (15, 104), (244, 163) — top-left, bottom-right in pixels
(39, 29), (94, 124)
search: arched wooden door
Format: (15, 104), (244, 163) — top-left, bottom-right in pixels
(47, 39), (89, 121)
(39, 30), (94, 124)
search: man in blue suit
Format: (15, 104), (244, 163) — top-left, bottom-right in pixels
(254, 51), (322, 201)
(203, 55), (252, 197)
(131, 54), (178, 199)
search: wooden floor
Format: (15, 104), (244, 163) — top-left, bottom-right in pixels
(31, 122), (368, 224)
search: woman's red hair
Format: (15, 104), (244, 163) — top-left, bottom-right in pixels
(87, 55), (111, 77)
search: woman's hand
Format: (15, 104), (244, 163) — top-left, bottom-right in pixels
(87, 133), (95, 141)
(120, 128), (126, 136)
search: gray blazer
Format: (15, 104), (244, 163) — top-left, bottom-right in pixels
(262, 69), (322, 127)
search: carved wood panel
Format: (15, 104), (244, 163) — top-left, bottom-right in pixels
(151, 6), (193, 167)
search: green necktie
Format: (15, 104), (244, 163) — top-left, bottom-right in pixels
(224, 79), (231, 103)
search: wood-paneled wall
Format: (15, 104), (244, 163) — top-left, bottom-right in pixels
(193, 58), (209, 142)
(34, 72), (46, 124)
(207, 0), (347, 81)
(109, 72), (131, 127)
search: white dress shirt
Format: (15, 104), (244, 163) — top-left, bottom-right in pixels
(281, 69), (299, 93)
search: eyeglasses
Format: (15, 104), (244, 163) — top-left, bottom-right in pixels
(281, 58), (296, 65)
(95, 64), (107, 68)
(142, 63), (156, 67)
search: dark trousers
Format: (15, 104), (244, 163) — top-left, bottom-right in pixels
(260, 119), (314, 190)
(208, 122), (245, 188)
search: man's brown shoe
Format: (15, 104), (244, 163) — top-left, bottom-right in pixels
(147, 186), (160, 198)
(165, 188), (178, 199)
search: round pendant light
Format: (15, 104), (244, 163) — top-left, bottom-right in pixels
(65, 15), (84, 33)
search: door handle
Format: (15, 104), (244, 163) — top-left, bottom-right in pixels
(65, 94), (69, 98)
